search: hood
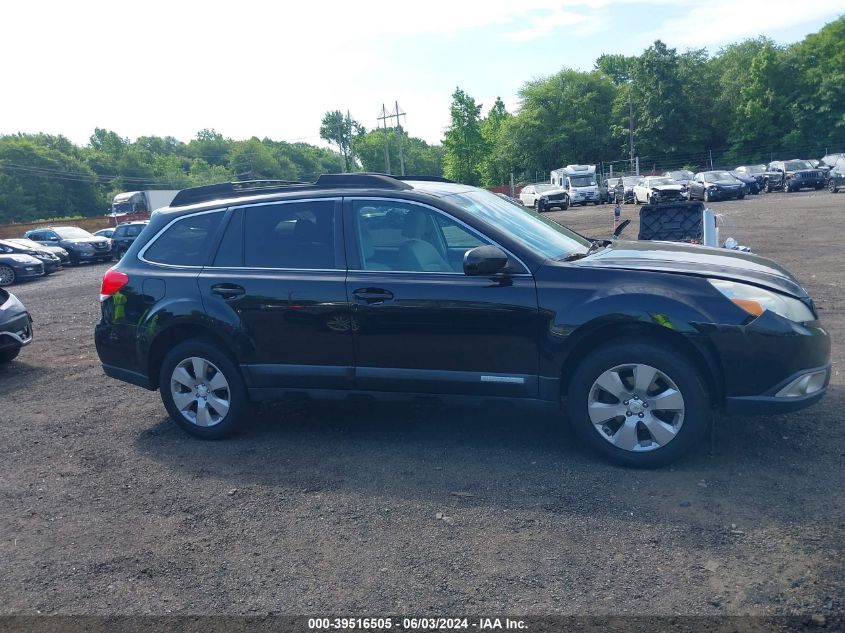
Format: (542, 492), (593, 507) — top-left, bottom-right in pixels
(651, 184), (684, 192)
(568, 240), (807, 298)
(0, 253), (42, 266)
(540, 187), (568, 198)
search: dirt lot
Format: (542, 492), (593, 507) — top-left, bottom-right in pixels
(0, 191), (842, 618)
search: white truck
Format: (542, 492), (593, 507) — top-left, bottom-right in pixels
(110, 190), (179, 217)
(550, 165), (600, 206)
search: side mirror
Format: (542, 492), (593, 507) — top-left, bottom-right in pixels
(464, 245), (508, 276)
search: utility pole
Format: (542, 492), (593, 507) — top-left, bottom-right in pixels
(347, 110), (356, 172)
(377, 104), (391, 174)
(335, 118), (347, 173)
(394, 101), (406, 176)
(629, 86), (635, 174)
(709, 149), (713, 170)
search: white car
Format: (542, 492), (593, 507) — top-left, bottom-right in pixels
(519, 184), (556, 207)
(633, 176), (687, 204)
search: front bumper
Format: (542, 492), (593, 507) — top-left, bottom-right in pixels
(10, 261), (44, 280)
(791, 178), (825, 189)
(0, 312), (33, 351)
(696, 311), (830, 416)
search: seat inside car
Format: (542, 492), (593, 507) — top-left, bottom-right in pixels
(398, 211), (452, 272)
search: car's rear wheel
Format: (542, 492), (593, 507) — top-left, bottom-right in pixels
(567, 340), (710, 467)
(0, 265), (15, 286)
(0, 346), (20, 363)
(159, 339), (250, 439)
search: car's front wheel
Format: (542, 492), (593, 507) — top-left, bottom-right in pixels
(0, 265), (15, 286)
(0, 346), (20, 363)
(567, 340), (710, 467)
(159, 339), (250, 439)
(830, 180), (839, 193)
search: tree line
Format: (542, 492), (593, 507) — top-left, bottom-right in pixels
(1, 16), (841, 223)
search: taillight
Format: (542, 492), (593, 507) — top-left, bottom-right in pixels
(100, 269), (129, 301)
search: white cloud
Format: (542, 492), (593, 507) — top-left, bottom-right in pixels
(638, 0), (844, 49)
(503, 9), (591, 42)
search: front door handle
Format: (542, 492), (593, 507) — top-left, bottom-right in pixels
(353, 288), (394, 304)
(211, 283), (245, 299)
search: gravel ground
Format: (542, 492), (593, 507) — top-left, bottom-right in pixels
(0, 190), (842, 618)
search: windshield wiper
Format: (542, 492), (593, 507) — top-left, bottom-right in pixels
(558, 240), (605, 262)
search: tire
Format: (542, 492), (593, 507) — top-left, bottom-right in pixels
(783, 180), (791, 193)
(0, 265), (15, 286)
(159, 338), (250, 439)
(830, 180), (839, 193)
(0, 346), (20, 363)
(763, 179), (772, 193)
(703, 190), (710, 203)
(738, 191), (745, 200)
(68, 253), (80, 266)
(566, 340), (711, 468)
(561, 196), (569, 211)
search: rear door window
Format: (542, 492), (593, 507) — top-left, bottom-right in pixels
(143, 211), (224, 267)
(241, 200), (339, 269)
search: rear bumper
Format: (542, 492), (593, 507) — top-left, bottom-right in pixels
(102, 363), (155, 390)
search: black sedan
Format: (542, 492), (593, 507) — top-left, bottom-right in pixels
(688, 171), (745, 202)
(0, 287), (32, 362)
(730, 171), (760, 194)
(0, 239), (62, 274)
(0, 253), (44, 286)
(8, 238), (71, 265)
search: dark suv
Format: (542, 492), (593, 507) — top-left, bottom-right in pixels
(25, 226), (112, 265)
(95, 175), (830, 467)
(762, 160), (825, 192)
(111, 221), (149, 259)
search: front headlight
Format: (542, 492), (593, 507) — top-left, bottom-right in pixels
(10, 255), (33, 263)
(708, 279), (815, 322)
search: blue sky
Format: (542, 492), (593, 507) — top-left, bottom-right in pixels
(1, 1), (841, 147)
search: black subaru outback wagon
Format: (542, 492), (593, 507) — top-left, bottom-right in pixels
(95, 174), (830, 467)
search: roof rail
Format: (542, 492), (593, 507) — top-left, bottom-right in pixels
(397, 175), (456, 183)
(170, 173), (412, 207)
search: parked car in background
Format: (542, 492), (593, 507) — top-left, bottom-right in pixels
(763, 160), (825, 192)
(519, 184), (556, 208)
(819, 153), (843, 180)
(733, 165), (766, 191)
(664, 170), (695, 189)
(614, 176), (640, 203)
(827, 157), (845, 193)
(95, 173), (830, 467)
(94, 228), (117, 258)
(0, 239), (62, 274)
(606, 178), (620, 201)
(632, 176), (686, 204)
(535, 187), (570, 212)
(111, 221), (150, 258)
(7, 238), (70, 265)
(0, 287), (32, 362)
(0, 253), (44, 286)
(729, 171), (760, 195)
(687, 171), (745, 202)
(24, 226), (112, 265)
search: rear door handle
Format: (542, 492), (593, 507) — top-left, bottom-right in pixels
(353, 288), (394, 304)
(211, 283), (245, 299)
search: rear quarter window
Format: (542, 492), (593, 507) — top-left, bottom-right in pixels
(143, 211), (224, 267)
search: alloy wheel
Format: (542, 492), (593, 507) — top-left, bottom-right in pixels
(0, 265), (15, 286)
(587, 363), (685, 452)
(169, 356), (231, 427)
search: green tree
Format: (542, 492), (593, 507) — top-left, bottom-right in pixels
(479, 97), (512, 186)
(442, 88), (487, 185)
(320, 110), (362, 172)
(354, 129), (443, 176)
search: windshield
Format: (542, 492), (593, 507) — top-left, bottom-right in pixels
(704, 172), (735, 183)
(785, 161), (811, 171)
(569, 175), (596, 187)
(667, 170), (693, 180)
(648, 177), (675, 186)
(446, 189), (591, 260)
(53, 227), (94, 239)
(622, 177), (640, 186)
(533, 184), (555, 193)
